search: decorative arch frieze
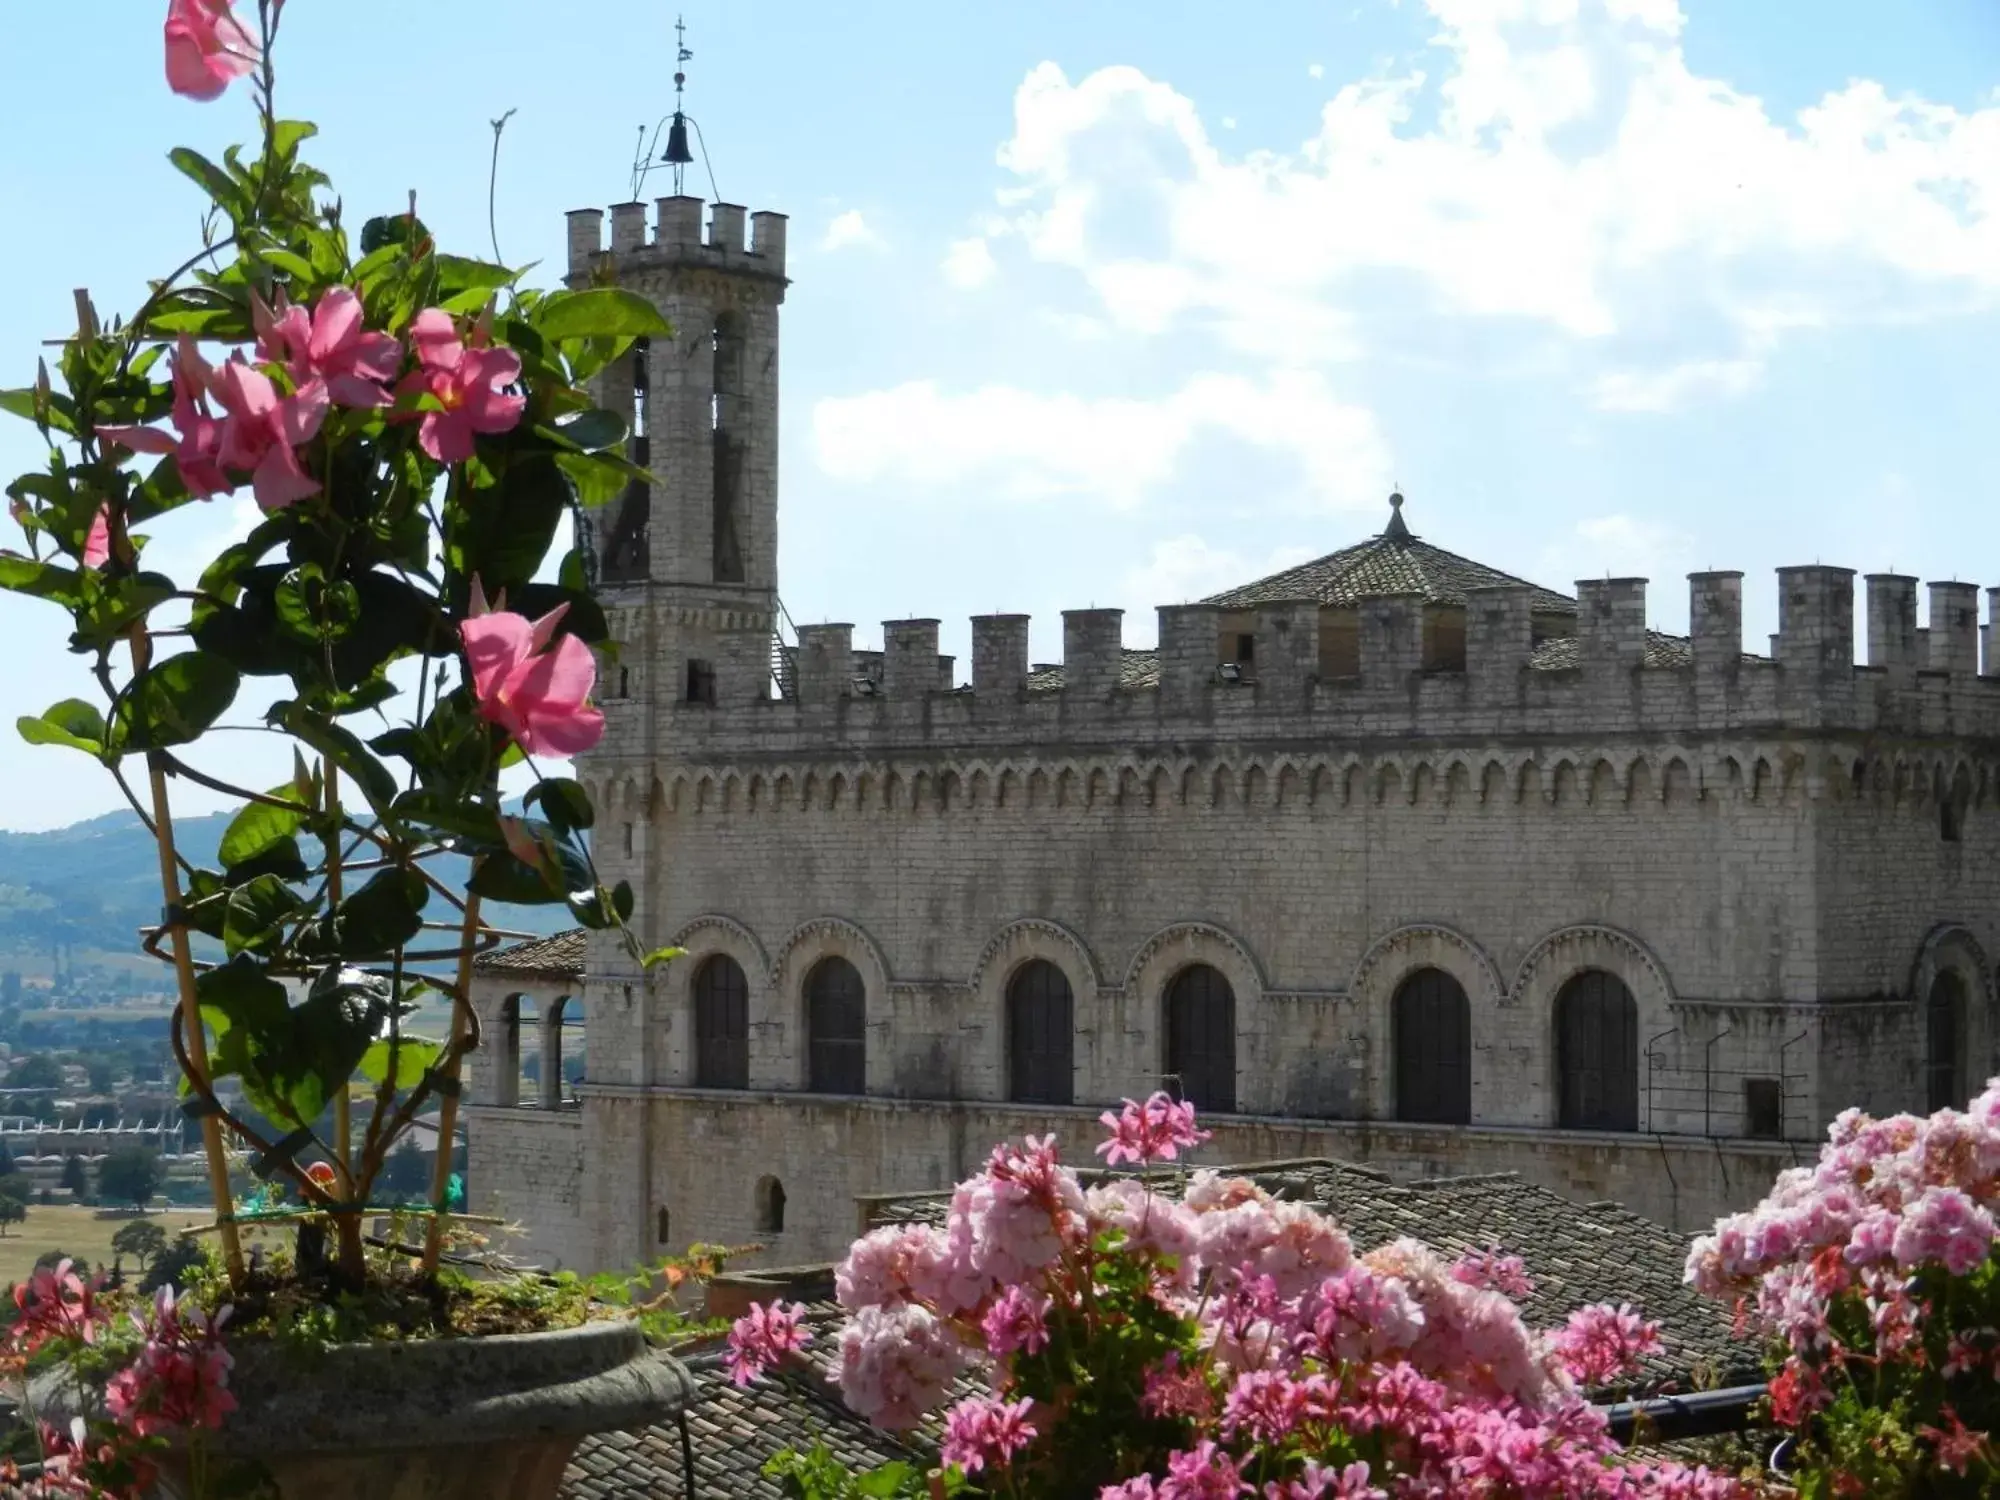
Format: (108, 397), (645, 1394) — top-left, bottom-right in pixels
(1124, 921), (1267, 1000)
(970, 918), (1103, 1104)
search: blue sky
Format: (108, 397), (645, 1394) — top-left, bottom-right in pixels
(2, 0), (1999, 829)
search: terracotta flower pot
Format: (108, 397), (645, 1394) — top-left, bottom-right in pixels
(34, 1319), (687, 1500)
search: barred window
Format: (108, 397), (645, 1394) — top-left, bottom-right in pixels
(1007, 960), (1074, 1106)
(693, 955), (749, 1089)
(1393, 968), (1471, 1125)
(1556, 970), (1638, 1132)
(807, 957), (866, 1095)
(1165, 964), (1236, 1114)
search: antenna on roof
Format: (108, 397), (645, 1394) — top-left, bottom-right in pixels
(630, 15), (721, 202)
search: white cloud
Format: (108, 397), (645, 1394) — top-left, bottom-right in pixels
(978, 1), (2000, 401)
(822, 209), (885, 252)
(941, 235), (997, 288)
(812, 371), (1391, 512)
(1307, 63), (1325, 79)
(1538, 513), (1694, 596)
(1120, 535), (1320, 616)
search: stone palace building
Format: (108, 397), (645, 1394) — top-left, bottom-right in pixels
(464, 191), (2000, 1273)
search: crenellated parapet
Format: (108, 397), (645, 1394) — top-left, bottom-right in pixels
(617, 570), (2000, 764)
(566, 197), (788, 289)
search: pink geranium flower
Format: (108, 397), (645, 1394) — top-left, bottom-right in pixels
(7, 1258), (105, 1356)
(396, 308), (526, 463)
(940, 1395), (1038, 1475)
(1098, 1091), (1212, 1167)
(100, 335), (233, 499)
(256, 287), (403, 409)
(163, 0), (258, 101)
(725, 1300), (812, 1387)
(211, 356), (329, 510)
(460, 587), (606, 758)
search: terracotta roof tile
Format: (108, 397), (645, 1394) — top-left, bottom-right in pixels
(1202, 530), (1576, 614)
(473, 928), (587, 979)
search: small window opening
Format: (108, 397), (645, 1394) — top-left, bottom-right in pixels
(655, 1206), (671, 1246)
(686, 659), (717, 706)
(622, 822), (634, 858)
(1234, 633), (1255, 666)
(755, 1176), (786, 1235)
(1941, 788), (1966, 842)
(1743, 1077), (1783, 1140)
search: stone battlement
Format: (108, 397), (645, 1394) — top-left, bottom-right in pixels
(565, 196), (788, 285)
(591, 569), (2000, 763)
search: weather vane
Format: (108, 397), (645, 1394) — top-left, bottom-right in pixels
(630, 13), (710, 202)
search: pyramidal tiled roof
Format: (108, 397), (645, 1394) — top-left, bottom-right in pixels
(473, 927), (587, 978)
(1202, 495), (1577, 615)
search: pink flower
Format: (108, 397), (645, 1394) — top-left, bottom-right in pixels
(82, 506), (111, 570)
(1142, 1352), (1217, 1421)
(163, 0), (257, 101)
(395, 308), (525, 463)
(1451, 1247), (1536, 1300)
(104, 1287), (235, 1439)
(1892, 1186), (1996, 1276)
(7, 1258), (104, 1355)
(1918, 1406), (1990, 1476)
(1552, 1302), (1663, 1387)
(939, 1395), (1038, 1475)
(1161, 1440), (1252, 1499)
(99, 335), (232, 499)
(981, 1283), (1052, 1358)
(256, 287), (402, 409)
(1098, 1091), (1212, 1167)
(461, 592), (606, 758)
(725, 1300), (811, 1387)
(836, 1302), (968, 1430)
(211, 356), (328, 510)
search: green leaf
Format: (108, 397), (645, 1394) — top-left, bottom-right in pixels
(525, 776), (595, 834)
(555, 450), (648, 510)
(469, 850), (568, 906)
(0, 385), (78, 437)
(451, 453), (569, 592)
(0, 555), (87, 607)
(640, 946), (686, 970)
(168, 147), (246, 216)
(219, 790), (313, 871)
(224, 875), (305, 957)
(17, 699), (105, 756)
(271, 120), (319, 159)
(358, 1036), (443, 1090)
(612, 880), (634, 923)
(547, 409), (627, 454)
(534, 288), (673, 342)
(110, 653), (241, 753)
(277, 704), (398, 811)
(327, 868), (429, 959)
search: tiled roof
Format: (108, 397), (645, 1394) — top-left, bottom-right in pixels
(561, 1350), (926, 1500)
(1201, 512), (1576, 615)
(870, 1160), (1756, 1396)
(1528, 632), (1768, 671)
(1026, 649), (1160, 693)
(472, 927), (587, 979)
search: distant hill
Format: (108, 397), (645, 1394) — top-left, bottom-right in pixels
(0, 805), (574, 973)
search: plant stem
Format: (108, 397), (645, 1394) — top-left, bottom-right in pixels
(422, 884), (484, 1271)
(325, 767), (350, 1185)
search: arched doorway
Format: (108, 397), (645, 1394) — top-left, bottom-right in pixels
(1393, 968), (1471, 1124)
(1164, 963), (1236, 1114)
(1555, 970), (1638, 1131)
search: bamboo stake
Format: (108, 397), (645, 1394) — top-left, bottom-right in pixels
(421, 886), (483, 1270)
(74, 287), (243, 1284)
(325, 768), (349, 1185)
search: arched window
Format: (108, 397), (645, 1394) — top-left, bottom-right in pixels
(1926, 971), (1967, 1112)
(1393, 968), (1471, 1124)
(806, 956), (866, 1094)
(755, 1176), (787, 1235)
(1007, 960), (1074, 1106)
(1556, 970), (1638, 1131)
(1165, 964), (1236, 1114)
(693, 955), (750, 1089)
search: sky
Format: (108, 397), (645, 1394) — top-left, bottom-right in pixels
(2, 0), (1999, 830)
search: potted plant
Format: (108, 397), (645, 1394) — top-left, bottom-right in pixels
(0, 2), (688, 1494)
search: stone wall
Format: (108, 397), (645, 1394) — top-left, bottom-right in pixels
(463, 1106), (587, 1270)
(570, 1091), (1800, 1270)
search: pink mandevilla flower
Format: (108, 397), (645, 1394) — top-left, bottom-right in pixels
(82, 507), (112, 570)
(395, 308), (526, 463)
(99, 336), (232, 499)
(460, 586), (606, 759)
(163, 0), (257, 101)
(1097, 1091), (1212, 1167)
(939, 1395), (1038, 1475)
(210, 355), (329, 510)
(256, 287), (403, 410)
(724, 1299), (812, 1387)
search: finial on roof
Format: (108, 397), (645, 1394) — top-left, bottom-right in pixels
(1382, 489), (1412, 542)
